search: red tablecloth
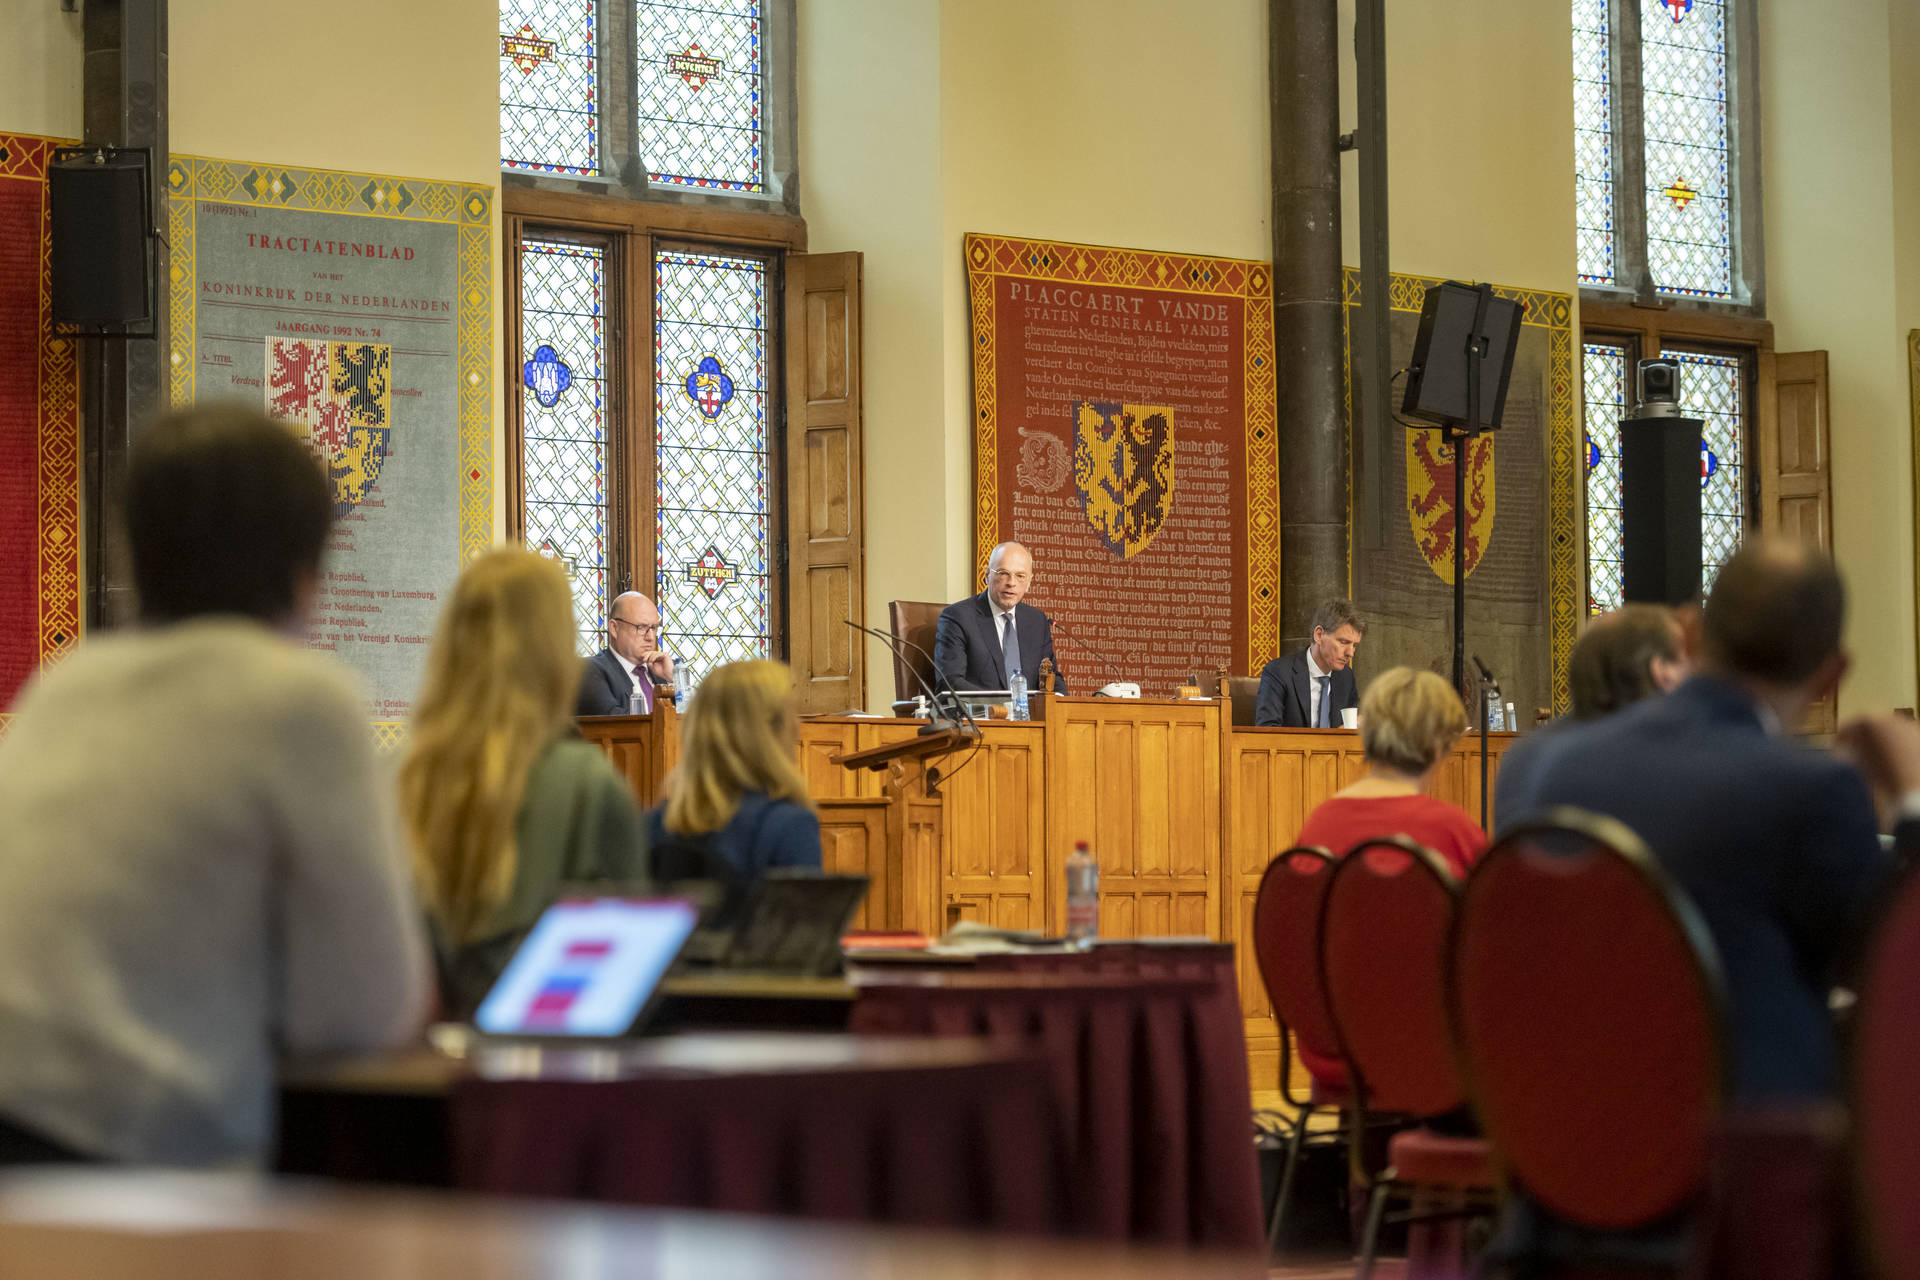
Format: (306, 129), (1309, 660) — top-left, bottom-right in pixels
(848, 943), (1264, 1250)
(450, 1034), (1066, 1234)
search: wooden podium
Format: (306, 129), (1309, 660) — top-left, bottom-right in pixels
(577, 701), (682, 810)
(819, 727), (975, 934)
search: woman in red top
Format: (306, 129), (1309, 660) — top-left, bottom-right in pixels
(1291, 665), (1486, 1087)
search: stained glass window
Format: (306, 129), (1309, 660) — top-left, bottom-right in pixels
(519, 239), (610, 655)
(501, 1), (600, 176)
(1583, 343), (1629, 614)
(1583, 345), (1745, 611)
(1573, 0), (1616, 286)
(636, 0), (764, 193)
(1641, 0), (1732, 298)
(653, 248), (771, 689)
(1668, 349), (1744, 591)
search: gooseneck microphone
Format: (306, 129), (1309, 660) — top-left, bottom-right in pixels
(844, 619), (977, 738)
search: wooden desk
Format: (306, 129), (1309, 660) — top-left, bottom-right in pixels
(0, 1170), (1267, 1279)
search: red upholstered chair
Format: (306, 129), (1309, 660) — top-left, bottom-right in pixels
(1250, 845), (1350, 1252)
(1449, 808), (1726, 1240)
(1320, 835), (1496, 1279)
(1854, 858), (1920, 1280)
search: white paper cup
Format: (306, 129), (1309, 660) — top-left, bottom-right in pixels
(1340, 707), (1359, 730)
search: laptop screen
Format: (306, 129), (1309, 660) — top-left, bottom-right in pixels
(473, 896), (698, 1037)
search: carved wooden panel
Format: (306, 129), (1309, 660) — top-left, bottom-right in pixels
(817, 797), (889, 930)
(579, 710), (681, 810)
(936, 721), (1046, 931)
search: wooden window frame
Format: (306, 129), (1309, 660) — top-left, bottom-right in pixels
(503, 188), (808, 663)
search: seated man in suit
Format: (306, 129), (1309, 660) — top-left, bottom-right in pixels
(1521, 538), (1919, 1101)
(577, 591), (676, 716)
(932, 541), (1066, 694)
(1255, 599), (1365, 727)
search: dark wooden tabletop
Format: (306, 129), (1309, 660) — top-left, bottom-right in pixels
(0, 1171), (1267, 1279)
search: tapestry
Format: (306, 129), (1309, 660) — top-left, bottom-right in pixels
(169, 157), (492, 726)
(0, 133), (81, 724)
(1343, 269), (1577, 717)
(967, 233), (1276, 695)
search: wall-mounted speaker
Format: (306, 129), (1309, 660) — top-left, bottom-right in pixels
(1400, 280), (1525, 432)
(50, 148), (153, 332)
(1621, 413), (1705, 605)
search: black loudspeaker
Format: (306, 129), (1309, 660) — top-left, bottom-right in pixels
(50, 149), (152, 329)
(1401, 280), (1525, 431)
(1620, 414), (1704, 605)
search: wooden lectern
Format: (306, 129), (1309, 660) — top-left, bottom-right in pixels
(822, 726), (976, 934)
(578, 700), (682, 810)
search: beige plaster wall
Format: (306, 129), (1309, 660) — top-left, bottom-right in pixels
(1762, 0), (1914, 713)
(0, 6), (82, 142)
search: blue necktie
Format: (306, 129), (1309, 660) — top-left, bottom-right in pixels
(1316, 675), (1331, 728)
(1002, 612), (1023, 682)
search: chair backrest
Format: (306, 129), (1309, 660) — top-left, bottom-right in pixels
(1451, 807), (1726, 1230)
(888, 600), (944, 702)
(1251, 847), (1343, 1081)
(1854, 859), (1920, 1279)
(1319, 835), (1463, 1118)
(1215, 675), (1262, 726)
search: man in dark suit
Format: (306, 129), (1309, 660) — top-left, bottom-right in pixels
(932, 541), (1066, 694)
(576, 590), (676, 716)
(1254, 599), (1365, 727)
(1518, 539), (1920, 1101)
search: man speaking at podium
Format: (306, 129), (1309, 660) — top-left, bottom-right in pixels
(1255, 599), (1365, 727)
(933, 542), (1067, 694)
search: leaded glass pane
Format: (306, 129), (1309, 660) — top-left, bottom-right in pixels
(1583, 343), (1629, 614)
(520, 240), (609, 655)
(1573, 0), (1616, 286)
(1641, 0), (1732, 298)
(1664, 349), (1744, 593)
(501, 1), (600, 176)
(636, 0), (764, 193)
(653, 249), (771, 691)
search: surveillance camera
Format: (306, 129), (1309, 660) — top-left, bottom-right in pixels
(1635, 358), (1682, 418)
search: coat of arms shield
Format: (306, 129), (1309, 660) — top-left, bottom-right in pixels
(1406, 427), (1496, 585)
(1073, 400), (1175, 560)
(267, 337), (394, 518)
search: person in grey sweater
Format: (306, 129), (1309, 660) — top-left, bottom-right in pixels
(0, 404), (430, 1166)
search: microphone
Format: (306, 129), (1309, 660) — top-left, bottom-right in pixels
(1049, 619), (1138, 698)
(1471, 653), (1501, 694)
(844, 619), (976, 737)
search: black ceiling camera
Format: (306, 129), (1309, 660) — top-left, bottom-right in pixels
(1635, 357), (1682, 418)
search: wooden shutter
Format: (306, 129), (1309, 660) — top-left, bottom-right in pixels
(783, 252), (866, 715)
(1757, 348), (1834, 732)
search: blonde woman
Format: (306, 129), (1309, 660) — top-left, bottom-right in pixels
(399, 549), (649, 1017)
(1294, 666), (1485, 879)
(648, 659), (821, 878)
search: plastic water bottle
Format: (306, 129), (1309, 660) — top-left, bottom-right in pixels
(1065, 841), (1099, 945)
(628, 683), (646, 715)
(1485, 690), (1505, 731)
(1009, 671), (1030, 721)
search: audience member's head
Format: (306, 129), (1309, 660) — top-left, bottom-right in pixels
(664, 659), (815, 836)
(1567, 603), (1690, 720)
(127, 404), (331, 626)
(1359, 666), (1467, 779)
(1699, 538), (1847, 715)
(400, 548), (579, 943)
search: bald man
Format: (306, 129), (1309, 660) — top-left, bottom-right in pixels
(577, 591), (677, 716)
(932, 542), (1066, 694)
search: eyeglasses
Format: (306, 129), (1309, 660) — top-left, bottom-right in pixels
(612, 617), (661, 636)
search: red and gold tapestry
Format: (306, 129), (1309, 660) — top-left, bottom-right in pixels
(966, 234), (1276, 694)
(0, 134), (81, 719)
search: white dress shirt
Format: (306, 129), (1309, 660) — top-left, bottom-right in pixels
(614, 648), (650, 712)
(1305, 646), (1332, 727)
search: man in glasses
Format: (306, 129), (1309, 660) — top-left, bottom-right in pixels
(577, 591), (677, 716)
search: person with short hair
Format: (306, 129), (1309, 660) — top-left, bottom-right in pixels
(1524, 537), (1920, 1100)
(1285, 666), (1486, 1092)
(932, 541), (1066, 694)
(0, 404), (429, 1166)
(577, 590), (676, 716)
(1495, 603), (1690, 830)
(401, 549), (651, 1019)
(647, 659), (822, 881)
(1255, 599), (1366, 727)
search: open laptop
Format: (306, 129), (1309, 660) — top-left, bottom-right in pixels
(472, 894), (700, 1040)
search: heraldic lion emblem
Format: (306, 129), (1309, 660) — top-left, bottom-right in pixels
(1406, 427), (1496, 585)
(1073, 399), (1175, 560)
(267, 338), (394, 518)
